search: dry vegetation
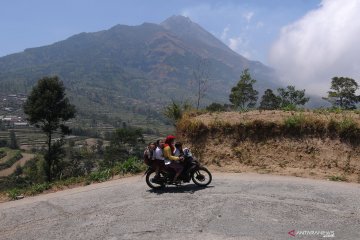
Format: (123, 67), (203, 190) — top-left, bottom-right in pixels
(177, 110), (360, 183)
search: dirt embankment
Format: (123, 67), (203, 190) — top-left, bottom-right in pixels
(177, 110), (360, 183)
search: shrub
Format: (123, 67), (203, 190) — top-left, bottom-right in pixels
(27, 182), (51, 195)
(338, 118), (359, 141)
(113, 157), (145, 175)
(87, 169), (111, 182)
(7, 188), (23, 200)
(206, 103), (227, 112)
(22, 156), (46, 183)
(0, 149), (6, 159)
(283, 114), (306, 135)
(0, 140), (7, 148)
(177, 117), (208, 140)
(328, 175), (347, 182)
(281, 104), (297, 111)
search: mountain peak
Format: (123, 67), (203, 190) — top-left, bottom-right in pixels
(161, 15), (193, 25)
(160, 15), (201, 33)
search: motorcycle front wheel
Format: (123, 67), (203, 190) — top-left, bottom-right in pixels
(145, 169), (165, 189)
(191, 167), (212, 186)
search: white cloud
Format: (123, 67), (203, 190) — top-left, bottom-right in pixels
(269, 0), (360, 96)
(221, 26), (230, 41)
(229, 36), (251, 58)
(228, 37), (242, 51)
(243, 11), (254, 23)
(256, 21), (264, 28)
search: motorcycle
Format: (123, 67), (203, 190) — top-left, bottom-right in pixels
(145, 149), (212, 189)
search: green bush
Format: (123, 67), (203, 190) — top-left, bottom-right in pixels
(7, 188), (23, 200)
(281, 104), (297, 111)
(0, 149), (6, 159)
(87, 169), (111, 182)
(27, 182), (51, 195)
(328, 175), (347, 182)
(283, 114), (307, 135)
(114, 157), (145, 175)
(22, 156), (46, 183)
(63, 176), (84, 186)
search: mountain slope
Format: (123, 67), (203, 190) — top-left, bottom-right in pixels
(0, 16), (280, 128)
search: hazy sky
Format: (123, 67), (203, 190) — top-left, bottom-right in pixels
(2, 0), (359, 95)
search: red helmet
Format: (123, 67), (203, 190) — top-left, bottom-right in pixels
(165, 135), (176, 145)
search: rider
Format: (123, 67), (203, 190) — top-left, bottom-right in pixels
(154, 139), (165, 179)
(163, 135), (184, 183)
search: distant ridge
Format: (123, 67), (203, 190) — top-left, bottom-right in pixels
(0, 15), (280, 127)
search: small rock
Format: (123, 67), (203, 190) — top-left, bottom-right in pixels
(16, 195), (24, 200)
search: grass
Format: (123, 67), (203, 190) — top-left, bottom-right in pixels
(328, 175), (347, 182)
(7, 188), (22, 200)
(27, 182), (51, 196)
(178, 110), (360, 146)
(2, 157), (147, 201)
(87, 169), (112, 182)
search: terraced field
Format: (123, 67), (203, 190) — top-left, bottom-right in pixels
(0, 152), (35, 177)
(0, 128), (47, 149)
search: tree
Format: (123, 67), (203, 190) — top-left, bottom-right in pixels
(229, 69), (258, 110)
(9, 130), (19, 149)
(163, 100), (192, 125)
(324, 77), (359, 109)
(23, 76), (76, 181)
(206, 102), (227, 112)
(191, 59), (210, 110)
(259, 89), (281, 110)
(103, 128), (145, 168)
(277, 85), (310, 108)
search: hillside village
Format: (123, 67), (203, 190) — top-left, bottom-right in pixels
(0, 93), (28, 128)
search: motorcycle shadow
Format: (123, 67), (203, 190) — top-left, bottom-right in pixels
(148, 184), (214, 195)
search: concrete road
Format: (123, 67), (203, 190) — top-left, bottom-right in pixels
(0, 173), (359, 240)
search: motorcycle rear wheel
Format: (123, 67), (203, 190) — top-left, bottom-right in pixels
(191, 167), (212, 186)
(145, 170), (165, 189)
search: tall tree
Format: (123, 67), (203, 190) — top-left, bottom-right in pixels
(259, 89), (281, 110)
(277, 85), (309, 108)
(324, 77), (359, 109)
(229, 69), (258, 110)
(23, 76), (76, 181)
(191, 59), (210, 110)
(9, 130), (19, 149)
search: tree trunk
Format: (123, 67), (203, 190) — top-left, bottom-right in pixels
(46, 132), (52, 182)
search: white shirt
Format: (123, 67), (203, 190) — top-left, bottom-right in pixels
(173, 148), (181, 157)
(154, 147), (165, 161)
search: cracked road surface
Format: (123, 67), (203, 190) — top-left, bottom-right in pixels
(0, 173), (359, 240)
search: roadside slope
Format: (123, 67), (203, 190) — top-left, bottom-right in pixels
(177, 110), (360, 182)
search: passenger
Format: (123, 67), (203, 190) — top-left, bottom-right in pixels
(163, 135), (184, 183)
(174, 142), (184, 157)
(143, 142), (156, 166)
(154, 139), (165, 179)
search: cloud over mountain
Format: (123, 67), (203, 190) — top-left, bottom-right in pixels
(269, 0), (360, 95)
